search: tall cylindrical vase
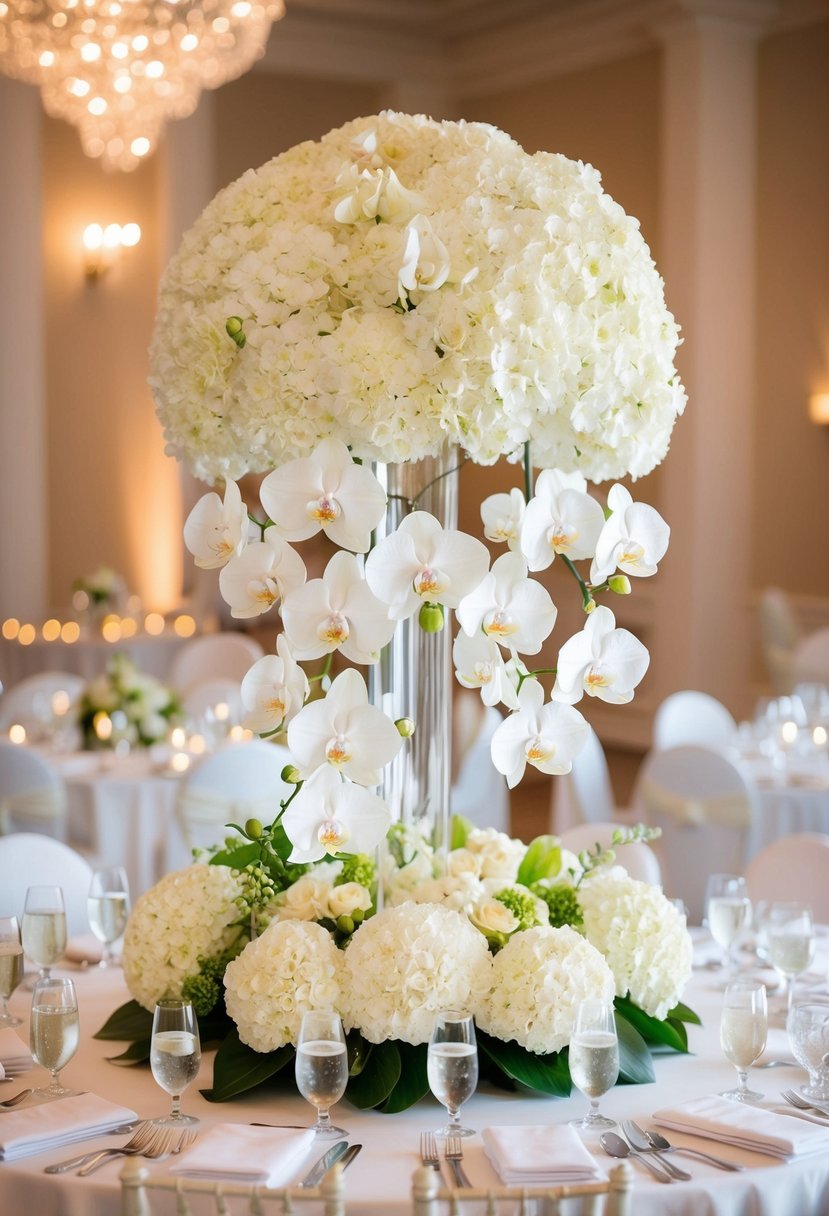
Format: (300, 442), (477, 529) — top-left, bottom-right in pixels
(369, 444), (459, 865)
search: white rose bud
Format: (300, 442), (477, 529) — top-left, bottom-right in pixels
(446, 848), (482, 879)
(327, 882), (373, 919)
(469, 897), (519, 939)
(275, 876), (331, 921)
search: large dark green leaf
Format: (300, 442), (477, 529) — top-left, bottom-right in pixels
(94, 1000), (153, 1042)
(478, 1032), (571, 1097)
(615, 997), (689, 1054)
(106, 1038), (151, 1066)
(614, 1012), (655, 1084)
(517, 836), (562, 885)
(208, 841), (260, 870)
(203, 1028), (294, 1102)
(381, 1042), (430, 1113)
(346, 1041), (401, 1109)
(669, 1001), (702, 1026)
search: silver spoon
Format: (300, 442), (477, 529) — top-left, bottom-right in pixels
(638, 1126), (744, 1170)
(620, 1122), (692, 1179)
(600, 1131), (675, 1182)
(0, 1088), (34, 1108)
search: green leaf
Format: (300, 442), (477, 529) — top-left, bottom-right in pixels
(478, 1032), (571, 1097)
(381, 1042), (430, 1112)
(346, 1030), (372, 1078)
(450, 814), (473, 850)
(203, 1028), (294, 1101)
(208, 841), (259, 869)
(106, 1038), (151, 1066)
(669, 1001), (702, 1026)
(615, 997), (689, 1053)
(346, 1041), (401, 1109)
(517, 835), (562, 886)
(614, 1011), (655, 1084)
(94, 1000), (153, 1042)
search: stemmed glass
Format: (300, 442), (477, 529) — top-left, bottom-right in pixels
(720, 979), (767, 1103)
(427, 1010), (479, 1139)
(149, 999), (201, 1126)
(30, 976), (80, 1097)
(787, 1002), (829, 1102)
(0, 916), (24, 1027)
(568, 999), (619, 1132)
(705, 874), (751, 981)
(767, 902), (815, 1016)
(295, 1010), (348, 1138)
(87, 866), (130, 967)
(21, 886), (67, 980)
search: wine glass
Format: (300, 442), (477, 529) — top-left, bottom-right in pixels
(30, 976), (80, 1097)
(767, 902), (814, 1016)
(705, 873), (751, 980)
(720, 979), (768, 1103)
(787, 1002), (829, 1103)
(295, 1010), (348, 1138)
(0, 915), (24, 1026)
(150, 999), (201, 1126)
(427, 1010), (479, 1139)
(87, 866), (130, 967)
(568, 999), (619, 1132)
(21, 886), (67, 980)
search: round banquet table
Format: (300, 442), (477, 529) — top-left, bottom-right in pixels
(734, 754), (829, 863)
(2, 934), (829, 1216)
(0, 632), (192, 691)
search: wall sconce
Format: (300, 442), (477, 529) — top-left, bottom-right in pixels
(808, 392), (829, 425)
(82, 222), (141, 281)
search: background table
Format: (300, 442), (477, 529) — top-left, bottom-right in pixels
(2, 933), (829, 1216)
(0, 632), (192, 690)
(736, 755), (829, 863)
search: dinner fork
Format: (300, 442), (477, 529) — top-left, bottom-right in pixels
(420, 1131), (441, 1172)
(782, 1089), (829, 1115)
(444, 1135), (472, 1188)
(78, 1126), (176, 1175)
(44, 1122), (155, 1173)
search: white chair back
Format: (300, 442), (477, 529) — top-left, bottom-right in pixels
(451, 705), (508, 833)
(0, 740), (66, 838)
(175, 739), (293, 857)
(745, 832), (829, 922)
(632, 745), (751, 923)
(120, 1156), (347, 1216)
(791, 627), (829, 690)
(412, 1161), (633, 1216)
(0, 832), (93, 932)
(558, 821), (662, 886)
(652, 690), (736, 751)
(0, 671), (85, 733)
(551, 725), (616, 833)
(169, 633), (264, 697)
(182, 677), (245, 724)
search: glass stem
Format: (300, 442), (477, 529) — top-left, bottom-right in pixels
(447, 1106), (460, 1128)
(736, 1069), (748, 1095)
(316, 1107), (331, 1130)
(786, 978), (794, 1014)
(50, 1069), (60, 1094)
(170, 1094), (181, 1119)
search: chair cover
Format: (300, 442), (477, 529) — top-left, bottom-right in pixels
(791, 627), (829, 690)
(0, 671), (85, 733)
(551, 725), (617, 833)
(653, 690), (736, 752)
(0, 741), (66, 838)
(0, 833), (93, 933)
(182, 677), (245, 724)
(745, 832), (829, 922)
(451, 705), (509, 833)
(169, 634), (264, 697)
(558, 821), (662, 886)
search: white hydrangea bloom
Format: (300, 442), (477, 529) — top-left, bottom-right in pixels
(224, 920), (343, 1053)
(578, 869), (693, 1020)
(478, 925), (615, 1054)
(122, 866), (243, 1011)
(341, 903), (492, 1045)
(151, 112), (685, 484)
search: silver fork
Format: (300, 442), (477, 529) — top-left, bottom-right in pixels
(44, 1122), (155, 1174)
(782, 1089), (829, 1115)
(78, 1126), (175, 1176)
(173, 1130), (197, 1155)
(420, 1131), (441, 1173)
(444, 1135), (472, 1188)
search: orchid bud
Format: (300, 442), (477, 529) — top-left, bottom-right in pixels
(608, 575), (631, 595)
(584, 596), (597, 614)
(395, 717), (416, 738)
(281, 763), (302, 784)
(418, 602), (445, 632)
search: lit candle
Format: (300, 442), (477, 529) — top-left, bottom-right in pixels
(51, 690), (71, 717)
(8, 723), (26, 745)
(94, 712), (113, 741)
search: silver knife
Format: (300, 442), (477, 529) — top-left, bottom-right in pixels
(340, 1142), (362, 1171)
(299, 1138), (350, 1188)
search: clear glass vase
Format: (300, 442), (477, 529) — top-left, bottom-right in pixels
(369, 443), (459, 871)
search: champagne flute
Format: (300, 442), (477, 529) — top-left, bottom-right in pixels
(30, 976), (80, 1097)
(427, 1010), (479, 1139)
(720, 979), (767, 1102)
(87, 866), (130, 967)
(767, 902), (814, 1016)
(21, 886), (67, 980)
(150, 999), (201, 1126)
(0, 915), (24, 1026)
(705, 873), (751, 981)
(569, 999), (619, 1132)
(295, 1010), (348, 1138)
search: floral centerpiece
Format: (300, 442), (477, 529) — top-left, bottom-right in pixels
(71, 565), (127, 623)
(78, 653), (182, 749)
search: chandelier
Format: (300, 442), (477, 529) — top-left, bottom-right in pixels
(0, 0), (285, 172)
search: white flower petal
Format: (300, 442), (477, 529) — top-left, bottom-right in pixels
(184, 481), (247, 570)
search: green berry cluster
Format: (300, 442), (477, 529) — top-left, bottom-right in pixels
(533, 882), (583, 929)
(493, 886), (543, 931)
(181, 946), (242, 1017)
(336, 854), (376, 890)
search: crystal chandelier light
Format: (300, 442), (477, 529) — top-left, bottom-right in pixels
(0, 0), (285, 172)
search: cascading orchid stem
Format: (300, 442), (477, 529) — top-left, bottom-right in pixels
(522, 441), (533, 504)
(560, 553), (595, 612)
(385, 456), (468, 516)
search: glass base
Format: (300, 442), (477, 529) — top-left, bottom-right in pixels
(801, 1082), (829, 1103)
(311, 1123), (347, 1137)
(720, 1087), (764, 1104)
(434, 1125), (475, 1139)
(151, 1112), (200, 1127)
(571, 1113), (616, 1131)
(32, 1084), (78, 1099)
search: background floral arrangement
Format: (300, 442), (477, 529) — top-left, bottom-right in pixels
(77, 653), (182, 749)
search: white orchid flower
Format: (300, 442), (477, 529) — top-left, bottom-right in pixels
(480, 488), (525, 551)
(240, 636), (310, 734)
(553, 605), (650, 706)
(453, 631), (520, 710)
(287, 667), (403, 787)
(281, 551), (395, 665)
(589, 484), (670, 584)
(333, 165), (421, 224)
(183, 480), (248, 570)
(259, 438), (386, 554)
(520, 469), (605, 572)
(490, 679), (589, 789)
(365, 511), (489, 621)
(218, 531), (306, 619)
(281, 765), (391, 863)
(398, 215), (450, 302)
(456, 551), (557, 656)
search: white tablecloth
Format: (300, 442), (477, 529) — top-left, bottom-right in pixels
(735, 755), (829, 861)
(2, 936), (829, 1216)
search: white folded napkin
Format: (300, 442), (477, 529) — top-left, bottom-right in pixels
(171, 1123), (317, 1185)
(482, 1124), (605, 1183)
(0, 1093), (137, 1162)
(653, 1095), (829, 1159)
(0, 1027), (32, 1073)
